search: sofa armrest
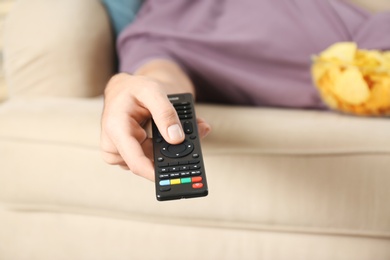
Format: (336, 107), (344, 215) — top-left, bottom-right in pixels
(3, 0), (115, 98)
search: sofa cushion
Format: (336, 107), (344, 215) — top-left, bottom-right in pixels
(1, 208), (390, 260)
(3, 0), (114, 98)
(1, 97), (390, 240)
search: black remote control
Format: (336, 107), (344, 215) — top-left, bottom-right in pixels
(152, 93), (208, 201)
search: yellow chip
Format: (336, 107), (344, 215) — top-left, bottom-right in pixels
(331, 67), (370, 105)
(311, 41), (390, 116)
(319, 42), (357, 62)
(321, 90), (339, 109)
(355, 50), (383, 70)
(311, 63), (327, 83)
(366, 83), (390, 109)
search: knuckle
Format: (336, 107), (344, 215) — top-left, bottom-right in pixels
(107, 73), (128, 87)
(137, 80), (161, 99)
(102, 117), (116, 135)
(101, 151), (119, 165)
(127, 161), (139, 175)
(104, 73), (130, 97)
(157, 107), (177, 122)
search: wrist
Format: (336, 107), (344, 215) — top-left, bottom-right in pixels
(134, 59), (195, 96)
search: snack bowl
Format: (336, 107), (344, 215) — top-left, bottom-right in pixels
(311, 42), (390, 116)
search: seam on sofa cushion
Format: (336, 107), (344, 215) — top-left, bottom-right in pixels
(2, 202), (390, 240)
(2, 136), (390, 156)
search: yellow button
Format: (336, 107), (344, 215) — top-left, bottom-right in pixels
(170, 179), (181, 185)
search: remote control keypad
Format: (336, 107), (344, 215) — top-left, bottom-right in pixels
(160, 140), (194, 158)
(153, 93), (208, 200)
(156, 101), (203, 192)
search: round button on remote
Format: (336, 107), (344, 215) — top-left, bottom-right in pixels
(161, 140), (194, 158)
(168, 143), (186, 154)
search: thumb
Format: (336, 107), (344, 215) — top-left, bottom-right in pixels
(141, 91), (185, 144)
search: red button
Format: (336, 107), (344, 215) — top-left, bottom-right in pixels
(191, 176), (202, 183)
(192, 183), (204, 189)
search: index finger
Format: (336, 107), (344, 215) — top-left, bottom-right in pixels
(135, 86), (185, 145)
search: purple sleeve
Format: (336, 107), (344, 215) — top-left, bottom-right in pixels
(118, 36), (178, 73)
(354, 13), (390, 50)
(117, 0), (195, 73)
(117, 0), (390, 108)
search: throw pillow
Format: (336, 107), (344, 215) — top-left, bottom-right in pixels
(101, 0), (143, 36)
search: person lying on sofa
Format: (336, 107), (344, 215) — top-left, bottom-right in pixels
(100, 0), (390, 181)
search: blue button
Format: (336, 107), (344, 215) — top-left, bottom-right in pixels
(159, 180), (170, 186)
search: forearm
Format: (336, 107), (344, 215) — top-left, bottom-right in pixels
(134, 59), (195, 96)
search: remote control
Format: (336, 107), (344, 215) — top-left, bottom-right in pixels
(152, 93), (208, 201)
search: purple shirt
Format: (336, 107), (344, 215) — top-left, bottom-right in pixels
(117, 0), (390, 108)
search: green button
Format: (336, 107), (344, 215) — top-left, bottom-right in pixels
(181, 177), (191, 184)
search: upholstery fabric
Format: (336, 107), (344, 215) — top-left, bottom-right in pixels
(0, 0), (15, 100)
(1, 98), (390, 259)
(1, 209), (390, 260)
(1, 0), (390, 259)
(3, 0), (114, 98)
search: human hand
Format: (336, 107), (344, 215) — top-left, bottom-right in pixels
(100, 73), (211, 181)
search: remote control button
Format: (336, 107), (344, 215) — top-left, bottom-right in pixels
(175, 105), (191, 111)
(192, 176), (202, 183)
(190, 135), (196, 140)
(181, 177), (191, 184)
(188, 160), (200, 164)
(159, 174), (170, 179)
(183, 121), (193, 134)
(192, 183), (204, 189)
(168, 161), (179, 166)
(190, 171), (202, 176)
(169, 166), (180, 172)
(179, 114), (193, 120)
(168, 144), (186, 154)
(173, 102), (190, 107)
(170, 173), (181, 178)
(190, 165), (201, 170)
(159, 180), (170, 186)
(180, 172), (191, 177)
(156, 137), (163, 143)
(160, 186), (171, 192)
(180, 166), (189, 171)
(177, 110), (192, 115)
(192, 154), (199, 158)
(158, 168), (169, 173)
(178, 161), (189, 165)
(191, 171), (202, 176)
(161, 140), (194, 158)
(170, 179), (181, 185)
(157, 157), (164, 162)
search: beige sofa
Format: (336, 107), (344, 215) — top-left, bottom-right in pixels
(1, 0), (390, 259)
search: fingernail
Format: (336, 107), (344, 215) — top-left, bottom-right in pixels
(167, 124), (183, 141)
